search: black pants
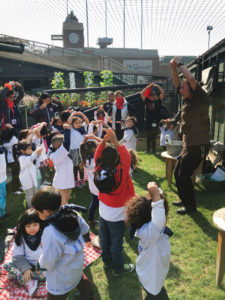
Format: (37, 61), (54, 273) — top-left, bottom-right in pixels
(115, 123), (124, 141)
(146, 128), (159, 153)
(174, 144), (210, 211)
(145, 286), (169, 300)
(7, 161), (20, 192)
(47, 273), (95, 300)
(74, 166), (84, 181)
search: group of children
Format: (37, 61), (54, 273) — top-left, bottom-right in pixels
(0, 97), (172, 299)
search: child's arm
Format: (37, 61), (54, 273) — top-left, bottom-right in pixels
(35, 122), (47, 136)
(147, 182), (166, 230)
(12, 255), (32, 275)
(62, 124), (71, 151)
(94, 132), (108, 164)
(67, 111), (76, 125)
(107, 128), (131, 170)
(12, 241), (33, 279)
(120, 129), (133, 144)
(19, 147), (42, 170)
(85, 134), (102, 143)
(77, 111), (90, 126)
(87, 121), (96, 135)
(77, 214), (92, 247)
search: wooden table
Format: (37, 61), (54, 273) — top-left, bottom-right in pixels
(213, 208), (225, 286)
(161, 151), (177, 187)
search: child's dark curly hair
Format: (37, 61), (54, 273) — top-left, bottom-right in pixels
(128, 149), (139, 169)
(126, 194), (169, 229)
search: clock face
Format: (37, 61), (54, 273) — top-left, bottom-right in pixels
(69, 32), (80, 44)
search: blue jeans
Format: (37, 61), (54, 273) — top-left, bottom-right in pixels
(88, 194), (99, 221)
(99, 216), (125, 272)
(0, 180), (6, 217)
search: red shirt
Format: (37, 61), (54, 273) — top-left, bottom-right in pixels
(94, 144), (135, 208)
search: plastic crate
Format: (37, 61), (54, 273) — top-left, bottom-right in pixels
(201, 173), (225, 191)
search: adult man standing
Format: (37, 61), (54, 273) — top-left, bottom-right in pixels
(170, 57), (211, 215)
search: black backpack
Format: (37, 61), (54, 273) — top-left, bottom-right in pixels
(94, 166), (123, 194)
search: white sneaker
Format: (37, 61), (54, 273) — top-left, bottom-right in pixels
(43, 180), (51, 185)
(25, 279), (38, 296)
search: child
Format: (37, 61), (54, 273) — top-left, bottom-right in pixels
(94, 106), (111, 135)
(128, 149), (139, 177)
(80, 135), (101, 227)
(49, 123), (75, 205)
(0, 143), (7, 219)
(159, 119), (178, 151)
(51, 116), (64, 133)
(126, 182), (171, 299)
(31, 186), (95, 300)
(18, 140), (42, 208)
(94, 128), (135, 275)
(88, 120), (103, 139)
(2, 126), (20, 193)
(120, 116), (138, 151)
(4, 209), (45, 296)
(68, 111), (89, 188)
(32, 122), (50, 185)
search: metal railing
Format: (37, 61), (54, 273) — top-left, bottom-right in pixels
(0, 34), (132, 73)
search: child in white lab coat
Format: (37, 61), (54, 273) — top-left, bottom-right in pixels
(120, 116), (138, 151)
(126, 182), (171, 300)
(18, 140), (42, 207)
(48, 124), (74, 205)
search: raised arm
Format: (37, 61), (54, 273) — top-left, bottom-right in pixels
(153, 83), (165, 101)
(13, 82), (24, 105)
(77, 111), (90, 126)
(171, 56), (197, 91)
(170, 58), (181, 89)
(67, 111), (76, 125)
(140, 84), (153, 102)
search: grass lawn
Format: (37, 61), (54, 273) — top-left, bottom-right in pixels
(1, 150), (225, 300)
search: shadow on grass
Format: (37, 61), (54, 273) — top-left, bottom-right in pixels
(189, 211), (218, 242)
(103, 252), (143, 300)
(167, 262), (182, 279)
(132, 167), (165, 190)
(195, 188), (225, 211)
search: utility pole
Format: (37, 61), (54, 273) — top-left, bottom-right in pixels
(123, 0), (126, 48)
(66, 0), (69, 15)
(141, 0), (143, 49)
(105, 0), (107, 37)
(86, 0), (89, 47)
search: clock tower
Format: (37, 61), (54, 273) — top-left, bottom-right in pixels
(63, 11), (84, 49)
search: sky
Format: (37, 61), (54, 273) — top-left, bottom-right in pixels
(1, 0), (225, 57)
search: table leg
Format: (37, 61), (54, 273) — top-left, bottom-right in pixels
(167, 159), (173, 187)
(216, 230), (225, 286)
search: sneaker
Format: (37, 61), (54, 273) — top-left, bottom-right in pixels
(112, 264), (134, 276)
(14, 191), (22, 195)
(75, 181), (81, 188)
(172, 201), (183, 207)
(176, 207), (197, 215)
(42, 180), (51, 186)
(25, 279), (38, 296)
(80, 179), (86, 187)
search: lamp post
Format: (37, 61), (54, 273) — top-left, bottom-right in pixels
(207, 25), (213, 50)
